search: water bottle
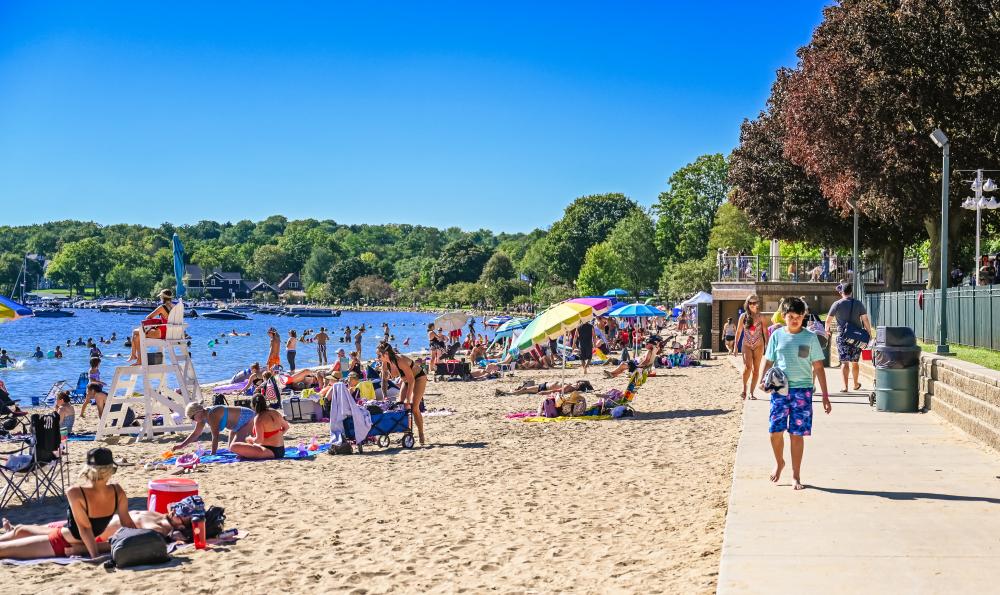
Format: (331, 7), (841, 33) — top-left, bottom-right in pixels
(192, 516), (207, 549)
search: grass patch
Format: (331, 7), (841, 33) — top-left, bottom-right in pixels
(916, 340), (1000, 372)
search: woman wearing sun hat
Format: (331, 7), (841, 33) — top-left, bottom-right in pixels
(0, 447), (135, 560)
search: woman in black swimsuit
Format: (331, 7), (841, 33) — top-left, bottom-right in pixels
(0, 447), (135, 559)
(377, 341), (428, 445)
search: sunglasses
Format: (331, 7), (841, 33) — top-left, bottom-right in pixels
(748, 302), (759, 306)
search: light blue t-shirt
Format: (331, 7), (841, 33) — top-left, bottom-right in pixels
(764, 327), (824, 388)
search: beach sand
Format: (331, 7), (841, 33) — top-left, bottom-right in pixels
(3, 360), (742, 594)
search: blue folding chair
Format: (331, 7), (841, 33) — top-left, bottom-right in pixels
(69, 373), (89, 404)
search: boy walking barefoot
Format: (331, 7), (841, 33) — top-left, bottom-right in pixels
(760, 297), (831, 490)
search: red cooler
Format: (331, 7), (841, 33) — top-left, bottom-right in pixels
(148, 478), (199, 513)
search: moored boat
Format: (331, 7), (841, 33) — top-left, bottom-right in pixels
(201, 308), (251, 320)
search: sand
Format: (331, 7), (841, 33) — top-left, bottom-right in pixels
(3, 360), (742, 594)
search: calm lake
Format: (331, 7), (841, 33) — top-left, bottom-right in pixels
(0, 308), (439, 405)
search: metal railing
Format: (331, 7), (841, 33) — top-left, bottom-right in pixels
(865, 284), (1000, 349)
(716, 256), (882, 284)
(902, 257), (930, 285)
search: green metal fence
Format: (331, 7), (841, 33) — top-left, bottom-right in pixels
(865, 285), (1000, 350)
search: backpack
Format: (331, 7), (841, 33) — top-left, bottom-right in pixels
(107, 528), (170, 568)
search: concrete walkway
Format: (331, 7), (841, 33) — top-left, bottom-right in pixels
(718, 358), (1000, 594)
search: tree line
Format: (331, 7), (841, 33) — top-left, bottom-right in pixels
(0, 154), (740, 306)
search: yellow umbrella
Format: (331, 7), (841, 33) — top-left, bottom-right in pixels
(514, 301), (594, 351)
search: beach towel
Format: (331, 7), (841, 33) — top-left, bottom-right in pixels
(328, 383), (372, 446)
(0, 531), (248, 567)
(160, 448), (318, 466)
(212, 380), (250, 395)
(520, 415), (613, 423)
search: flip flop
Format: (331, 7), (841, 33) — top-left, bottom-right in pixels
(852, 383), (862, 391)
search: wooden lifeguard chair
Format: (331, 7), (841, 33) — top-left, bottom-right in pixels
(96, 299), (199, 441)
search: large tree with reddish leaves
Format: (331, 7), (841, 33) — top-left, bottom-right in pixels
(781, 0), (1000, 288)
(730, 69), (861, 249)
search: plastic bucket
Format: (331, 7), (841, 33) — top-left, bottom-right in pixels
(147, 478), (198, 513)
(861, 349), (873, 362)
(30, 396), (41, 406)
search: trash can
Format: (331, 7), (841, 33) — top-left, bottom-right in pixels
(872, 326), (921, 412)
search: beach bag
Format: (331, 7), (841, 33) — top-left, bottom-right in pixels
(558, 394), (587, 417)
(212, 394), (228, 406)
(840, 300), (870, 346)
(107, 528), (170, 568)
(540, 397), (558, 418)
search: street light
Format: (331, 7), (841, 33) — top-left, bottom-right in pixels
(930, 128), (951, 355)
(962, 170), (999, 285)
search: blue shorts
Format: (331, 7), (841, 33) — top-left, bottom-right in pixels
(768, 387), (814, 436)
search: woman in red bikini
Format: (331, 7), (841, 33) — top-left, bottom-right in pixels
(734, 294), (769, 400)
(128, 289), (174, 365)
(0, 447), (135, 560)
(230, 394), (289, 459)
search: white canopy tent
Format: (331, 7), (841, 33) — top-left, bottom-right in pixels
(680, 291), (713, 307)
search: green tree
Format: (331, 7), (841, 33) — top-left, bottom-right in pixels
(654, 154), (729, 265)
(0, 253), (21, 296)
(48, 238), (112, 294)
(430, 238), (491, 289)
(248, 245), (291, 284)
(545, 193), (640, 282)
(345, 275), (394, 303)
(480, 251), (516, 284)
(327, 257), (373, 296)
(576, 242), (625, 297)
(303, 246), (335, 288)
(106, 264), (155, 298)
(707, 202), (758, 254)
(659, 258), (715, 301)
(606, 210), (660, 295)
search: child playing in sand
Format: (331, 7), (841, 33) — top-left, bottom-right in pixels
(759, 297), (831, 490)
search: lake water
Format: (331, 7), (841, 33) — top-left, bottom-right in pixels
(0, 308), (439, 405)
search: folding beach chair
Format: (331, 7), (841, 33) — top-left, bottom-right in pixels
(0, 412), (67, 511)
(42, 381), (66, 406)
(69, 372), (90, 404)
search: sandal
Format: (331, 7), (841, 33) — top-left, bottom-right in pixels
(852, 383), (862, 391)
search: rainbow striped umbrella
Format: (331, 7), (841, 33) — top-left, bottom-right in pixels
(514, 301), (595, 352)
(567, 296), (615, 316)
(0, 296), (32, 323)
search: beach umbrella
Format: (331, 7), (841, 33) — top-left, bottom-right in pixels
(567, 296), (615, 316)
(434, 311), (472, 333)
(485, 315), (512, 327)
(514, 301), (595, 351)
(494, 316), (532, 338)
(0, 296), (32, 323)
(603, 288), (629, 297)
(606, 303), (667, 318)
(607, 303), (667, 354)
(515, 301), (596, 382)
(172, 233), (186, 298)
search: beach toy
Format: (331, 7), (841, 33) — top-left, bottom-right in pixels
(175, 453), (200, 470)
(161, 450), (175, 460)
(147, 477), (199, 513)
(308, 436), (319, 451)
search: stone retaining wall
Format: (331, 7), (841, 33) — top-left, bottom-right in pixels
(860, 353), (1000, 453)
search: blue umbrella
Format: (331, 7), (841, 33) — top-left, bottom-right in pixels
(606, 303), (666, 318)
(603, 288), (629, 297)
(172, 233), (186, 298)
(485, 315), (512, 327)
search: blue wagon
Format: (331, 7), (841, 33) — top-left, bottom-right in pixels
(344, 409), (415, 452)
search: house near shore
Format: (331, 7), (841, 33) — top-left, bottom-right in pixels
(183, 265), (294, 300)
(277, 273), (302, 292)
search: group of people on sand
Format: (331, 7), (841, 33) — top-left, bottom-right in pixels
(722, 283), (874, 490)
(0, 447), (224, 560)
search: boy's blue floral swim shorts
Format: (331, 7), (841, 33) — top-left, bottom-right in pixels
(769, 387), (813, 436)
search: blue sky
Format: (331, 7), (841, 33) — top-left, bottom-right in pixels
(0, 1), (828, 233)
